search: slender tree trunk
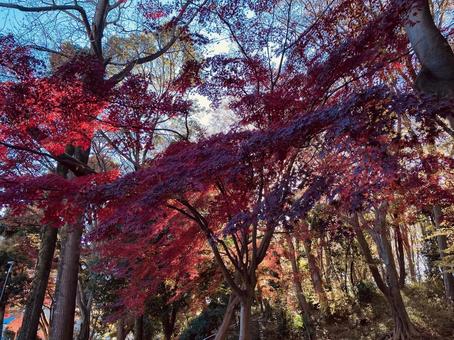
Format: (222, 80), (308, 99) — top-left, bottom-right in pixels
(395, 226), (406, 288)
(49, 225), (83, 340)
(76, 280), (92, 340)
(133, 315), (143, 340)
(215, 294), (239, 340)
(238, 295), (252, 340)
(18, 225), (58, 340)
(0, 303), (5, 340)
(401, 225), (416, 282)
(284, 233), (314, 339)
(353, 219), (388, 295)
(432, 205), (454, 301)
(39, 310), (50, 340)
(304, 239), (329, 313)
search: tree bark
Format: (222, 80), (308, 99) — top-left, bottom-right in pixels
(404, 0), (454, 126)
(215, 294), (239, 340)
(50, 146), (89, 340)
(432, 205), (454, 301)
(116, 319), (126, 340)
(351, 211), (417, 339)
(394, 226), (406, 288)
(76, 280), (92, 340)
(49, 224), (83, 340)
(239, 295), (252, 340)
(401, 225), (416, 282)
(18, 225), (58, 340)
(304, 239), (329, 313)
(352, 214), (388, 296)
(371, 204), (418, 339)
(0, 303), (5, 340)
(160, 299), (179, 340)
(284, 233), (314, 339)
(133, 315), (143, 340)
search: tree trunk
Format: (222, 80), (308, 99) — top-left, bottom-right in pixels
(116, 319), (126, 340)
(238, 295), (252, 340)
(39, 310), (50, 340)
(371, 204), (418, 339)
(0, 303), (5, 340)
(403, 0), (454, 127)
(76, 280), (92, 340)
(304, 239), (329, 313)
(394, 226), (406, 288)
(50, 146), (89, 340)
(284, 233), (314, 339)
(49, 225), (83, 340)
(351, 212), (417, 339)
(161, 301), (178, 340)
(18, 225), (58, 340)
(401, 225), (416, 282)
(432, 205), (454, 301)
(354, 227), (388, 295)
(133, 315), (143, 340)
(215, 294), (239, 340)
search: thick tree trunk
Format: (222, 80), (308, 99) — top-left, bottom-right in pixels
(284, 233), (314, 339)
(50, 146), (89, 340)
(304, 239), (329, 313)
(133, 315), (143, 340)
(116, 319), (126, 340)
(161, 302), (178, 340)
(238, 295), (252, 340)
(404, 0), (454, 127)
(49, 225), (83, 340)
(404, 0), (454, 81)
(215, 294), (239, 340)
(432, 205), (454, 301)
(18, 225), (58, 340)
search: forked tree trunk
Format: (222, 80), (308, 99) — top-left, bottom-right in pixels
(49, 225), (83, 340)
(284, 233), (314, 339)
(352, 212), (417, 339)
(371, 205), (418, 339)
(215, 294), (239, 340)
(18, 225), (58, 340)
(304, 239), (329, 313)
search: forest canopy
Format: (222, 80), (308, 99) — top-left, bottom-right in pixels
(0, 0), (453, 339)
